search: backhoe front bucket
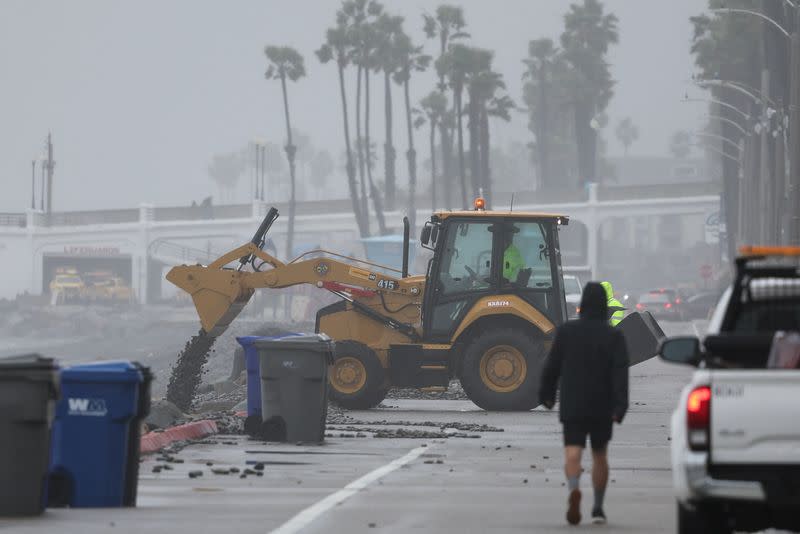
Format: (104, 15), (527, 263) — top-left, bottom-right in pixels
(166, 265), (254, 337)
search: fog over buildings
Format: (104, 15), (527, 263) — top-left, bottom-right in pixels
(1, 1), (703, 212)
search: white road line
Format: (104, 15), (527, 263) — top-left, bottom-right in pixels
(269, 444), (431, 534)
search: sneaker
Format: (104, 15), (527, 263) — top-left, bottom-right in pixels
(566, 489), (582, 525)
(591, 508), (607, 525)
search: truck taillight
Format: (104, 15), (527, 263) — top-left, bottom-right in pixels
(686, 385), (711, 450)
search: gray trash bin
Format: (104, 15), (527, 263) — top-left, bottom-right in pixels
(0, 354), (59, 516)
(254, 334), (333, 443)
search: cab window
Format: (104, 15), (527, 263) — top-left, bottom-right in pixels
(500, 222), (554, 289)
(438, 222), (494, 295)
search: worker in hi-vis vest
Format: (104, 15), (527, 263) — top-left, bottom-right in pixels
(501, 226), (525, 283)
(600, 281), (625, 326)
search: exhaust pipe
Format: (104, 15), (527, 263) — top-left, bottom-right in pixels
(402, 216), (410, 278)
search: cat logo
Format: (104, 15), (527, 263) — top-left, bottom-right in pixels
(67, 398), (108, 417)
(487, 300), (510, 307)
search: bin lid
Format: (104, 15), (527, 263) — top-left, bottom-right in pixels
(61, 360), (143, 383)
(237, 333), (300, 348)
(252, 333), (333, 352)
(0, 353), (56, 371)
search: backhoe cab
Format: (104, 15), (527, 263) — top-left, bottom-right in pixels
(168, 204), (571, 411)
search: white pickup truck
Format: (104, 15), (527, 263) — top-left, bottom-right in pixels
(659, 248), (800, 534)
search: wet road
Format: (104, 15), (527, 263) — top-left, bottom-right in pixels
(0, 321), (698, 534)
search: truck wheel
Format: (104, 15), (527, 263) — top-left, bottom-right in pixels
(460, 328), (545, 411)
(329, 341), (388, 410)
(677, 501), (730, 534)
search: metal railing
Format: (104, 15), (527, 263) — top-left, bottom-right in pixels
(44, 209), (139, 226)
(3, 183), (721, 230)
(0, 213), (26, 227)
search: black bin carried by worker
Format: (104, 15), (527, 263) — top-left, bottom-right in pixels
(254, 334), (333, 443)
(618, 311), (666, 366)
(0, 354), (59, 516)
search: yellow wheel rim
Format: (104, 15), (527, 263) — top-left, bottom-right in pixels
(331, 356), (367, 395)
(479, 345), (527, 393)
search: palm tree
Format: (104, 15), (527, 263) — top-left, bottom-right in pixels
(463, 48), (493, 199)
(348, 0), (387, 234)
(374, 13), (403, 211)
(560, 0), (618, 186)
(438, 44), (482, 208)
(522, 38), (561, 188)
(481, 93), (514, 207)
(317, 18), (369, 236)
(423, 5), (469, 208)
(264, 45), (305, 259)
(393, 30), (431, 233)
(208, 152), (245, 203)
(615, 117), (639, 157)
(419, 91), (448, 212)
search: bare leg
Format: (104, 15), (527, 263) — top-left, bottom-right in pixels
(564, 446), (583, 525)
(591, 449), (609, 492)
(591, 448), (609, 518)
(564, 445), (583, 480)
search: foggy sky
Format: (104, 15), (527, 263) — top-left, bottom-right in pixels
(0, 0), (708, 212)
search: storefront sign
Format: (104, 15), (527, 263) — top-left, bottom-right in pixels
(62, 245), (121, 256)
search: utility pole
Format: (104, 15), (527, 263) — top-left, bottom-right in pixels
(39, 157), (46, 211)
(738, 137), (747, 245)
(775, 119), (786, 244)
(790, 8), (800, 244)
(759, 69), (770, 244)
(31, 160), (36, 210)
(45, 133), (55, 215)
(254, 142), (260, 200)
(260, 145), (266, 201)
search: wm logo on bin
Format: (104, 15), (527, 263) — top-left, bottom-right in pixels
(67, 398), (108, 417)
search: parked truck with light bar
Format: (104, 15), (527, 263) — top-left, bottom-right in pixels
(659, 246), (800, 534)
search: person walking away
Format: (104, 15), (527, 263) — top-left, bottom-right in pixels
(601, 281), (625, 326)
(539, 282), (629, 525)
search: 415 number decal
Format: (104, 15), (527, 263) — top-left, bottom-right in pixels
(377, 279), (398, 290)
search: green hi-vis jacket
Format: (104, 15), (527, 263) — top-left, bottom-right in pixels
(601, 281), (625, 326)
(503, 244), (524, 282)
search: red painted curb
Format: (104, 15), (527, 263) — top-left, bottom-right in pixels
(141, 420), (218, 454)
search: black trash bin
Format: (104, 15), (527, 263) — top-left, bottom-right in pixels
(254, 334), (333, 443)
(124, 363), (152, 507)
(0, 354), (59, 516)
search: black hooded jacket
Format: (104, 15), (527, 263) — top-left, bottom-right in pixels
(539, 282), (629, 422)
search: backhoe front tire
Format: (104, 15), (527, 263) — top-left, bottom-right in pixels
(329, 341), (388, 410)
(460, 328), (545, 411)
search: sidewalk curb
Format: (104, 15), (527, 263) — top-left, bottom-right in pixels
(141, 420), (218, 454)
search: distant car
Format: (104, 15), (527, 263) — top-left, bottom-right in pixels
(682, 291), (721, 320)
(82, 276), (133, 304)
(49, 272), (84, 298)
(636, 291), (682, 320)
(562, 274), (582, 318)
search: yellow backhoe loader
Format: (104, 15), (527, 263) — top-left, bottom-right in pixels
(167, 203), (660, 411)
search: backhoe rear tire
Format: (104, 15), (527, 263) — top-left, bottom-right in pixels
(460, 328), (545, 411)
(329, 341), (388, 410)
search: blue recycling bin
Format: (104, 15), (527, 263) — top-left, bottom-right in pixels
(237, 334), (297, 437)
(48, 361), (148, 508)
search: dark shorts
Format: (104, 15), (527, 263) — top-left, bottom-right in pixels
(563, 418), (613, 451)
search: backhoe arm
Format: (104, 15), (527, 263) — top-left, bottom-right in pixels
(167, 241), (425, 338)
